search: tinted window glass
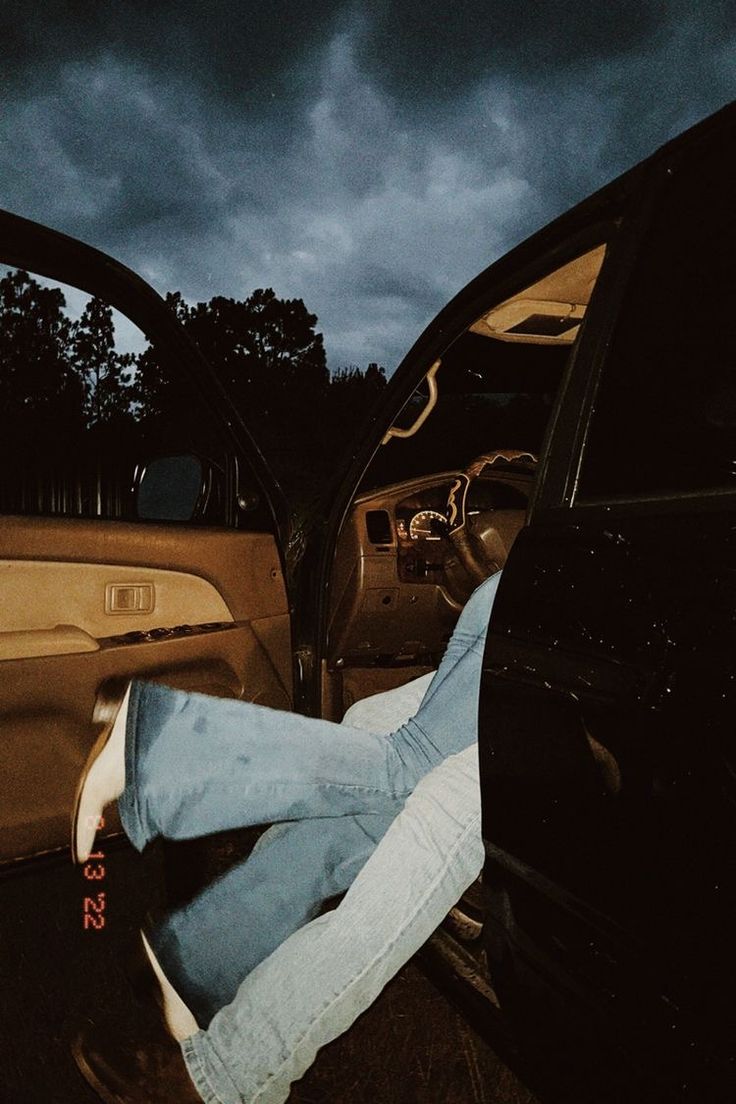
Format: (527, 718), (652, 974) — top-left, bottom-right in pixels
(579, 135), (736, 499)
(0, 267), (228, 523)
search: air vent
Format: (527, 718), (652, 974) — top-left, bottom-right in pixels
(365, 510), (393, 544)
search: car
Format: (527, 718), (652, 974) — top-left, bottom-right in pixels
(1, 100), (734, 1101)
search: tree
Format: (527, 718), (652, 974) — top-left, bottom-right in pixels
(322, 363), (387, 453)
(71, 296), (133, 425)
(130, 292), (186, 424)
(135, 288), (328, 415)
(329, 362), (387, 399)
(134, 287), (388, 510)
(133, 288), (331, 491)
(181, 288), (328, 414)
(0, 269), (84, 442)
(0, 268), (389, 519)
(0, 270), (91, 515)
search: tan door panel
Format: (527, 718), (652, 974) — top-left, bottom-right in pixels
(0, 517), (292, 863)
(0, 626), (99, 661)
(0, 516), (286, 622)
(0, 620), (291, 862)
(0, 559), (233, 640)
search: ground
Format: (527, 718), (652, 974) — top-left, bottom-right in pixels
(0, 835), (537, 1104)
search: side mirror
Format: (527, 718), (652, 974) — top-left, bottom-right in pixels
(133, 455), (209, 522)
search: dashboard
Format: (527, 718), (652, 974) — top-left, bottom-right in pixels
(393, 477), (528, 585)
(327, 468), (532, 669)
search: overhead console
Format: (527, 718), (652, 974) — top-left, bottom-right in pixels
(470, 245), (606, 345)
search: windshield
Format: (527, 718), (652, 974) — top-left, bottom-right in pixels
(360, 331), (568, 490)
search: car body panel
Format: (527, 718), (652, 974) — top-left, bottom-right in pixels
(476, 102), (736, 1100)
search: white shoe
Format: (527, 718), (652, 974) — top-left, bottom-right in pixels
(141, 930), (199, 1042)
(71, 681), (131, 864)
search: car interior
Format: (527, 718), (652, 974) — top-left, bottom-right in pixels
(321, 244), (607, 721)
(0, 240), (605, 865)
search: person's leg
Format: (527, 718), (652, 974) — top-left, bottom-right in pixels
(147, 671), (436, 1026)
(129, 577), (497, 1027)
(181, 745), (483, 1104)
(148, 812), (396, 1027)
(118, 572), (499, 852)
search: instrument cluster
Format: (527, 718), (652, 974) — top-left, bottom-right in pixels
(393, 475), (531, 584)
(395, 489), (451, 583)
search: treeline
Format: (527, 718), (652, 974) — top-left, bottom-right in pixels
(0, 269), (386, 510)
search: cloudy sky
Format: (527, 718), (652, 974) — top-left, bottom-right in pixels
(2, 2), (735, 373)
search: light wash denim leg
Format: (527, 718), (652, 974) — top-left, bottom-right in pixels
(117, 572), (498, 850)
(119, 573), (499, 1031)
(181, 745), (484, 1104)
(150, 812), (397, 1026)
(148, 675), (435, 1026)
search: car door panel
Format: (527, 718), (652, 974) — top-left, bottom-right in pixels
(1, 559), (233, 639)
(472, 111), (736, 1099)
(479, 509), (736, 1099)
(0, 515), (291, 863)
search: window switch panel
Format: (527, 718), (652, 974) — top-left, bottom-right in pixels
(105, 582), (155, 614)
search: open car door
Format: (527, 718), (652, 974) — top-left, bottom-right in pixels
(476, 103), (736, 1101)
(0, 211), (293, 864)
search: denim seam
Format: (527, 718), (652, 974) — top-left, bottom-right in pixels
(181, 1034), (226, 1104)
(404, 717), (462, 766)
(172, 778), (415, 809)
(244, 808), (482, 1104)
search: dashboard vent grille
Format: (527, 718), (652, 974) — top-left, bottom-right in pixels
(365, 510), (392, 545)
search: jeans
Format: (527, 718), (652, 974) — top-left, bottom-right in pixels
(117, 571), (500, 1102)
(184, 746), (482, 1104)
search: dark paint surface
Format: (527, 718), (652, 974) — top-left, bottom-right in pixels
(478, 498), (736, 1100)
(473, 103), (736, 1102)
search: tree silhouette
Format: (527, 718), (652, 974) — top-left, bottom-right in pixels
(0, 269), (85, 447)
(0, 270), (85, 514)
(71, 296), (134, 425)
(0, 269), (387, 519)
(136, 288), (386, 504)
(321, 362), (387, 458)
(172, 288), (328, 413)
(131, 292), (190, 423)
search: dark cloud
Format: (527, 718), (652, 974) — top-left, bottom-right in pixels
(1, 2), (735, 371)
(354, 0), (670, 98)
(0, 1), (344, 109)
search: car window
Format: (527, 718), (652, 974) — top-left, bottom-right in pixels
(362, 333), (567, 491)
(0, 267), (232, 524)
(360, 243), (607, 492)
(577, 134), (736, 501)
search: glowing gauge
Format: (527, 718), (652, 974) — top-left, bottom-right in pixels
(408, 509), (447, 541)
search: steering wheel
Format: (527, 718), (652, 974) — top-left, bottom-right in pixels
(445, 450), (538, 587)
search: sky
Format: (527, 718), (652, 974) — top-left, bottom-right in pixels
(2, 1), (735, 374)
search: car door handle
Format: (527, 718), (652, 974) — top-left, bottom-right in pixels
(0, 625), (100, 660)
